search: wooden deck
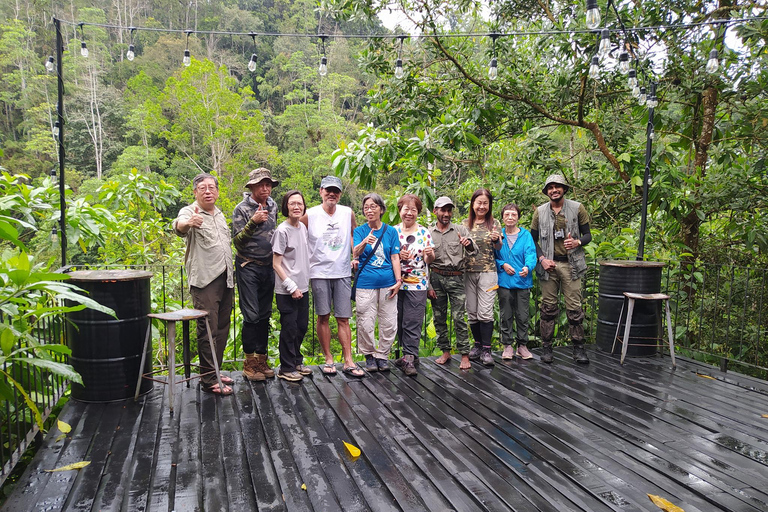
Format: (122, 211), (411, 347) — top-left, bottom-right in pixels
(5, 346), (768, 512)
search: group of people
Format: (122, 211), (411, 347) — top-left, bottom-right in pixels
(173, 168), (591, 395)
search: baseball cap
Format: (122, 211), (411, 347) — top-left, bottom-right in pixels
(433, 196), (455, 208)
(320, 176), (343, 191)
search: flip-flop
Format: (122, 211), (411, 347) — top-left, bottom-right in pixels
(322, 363), (337, 375)
(342, 366), (365, 378)
(202, 383), (233, 395)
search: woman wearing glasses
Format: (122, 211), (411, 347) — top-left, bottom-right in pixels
(393, 194), (434, 376)
(352, 193), (402, 373)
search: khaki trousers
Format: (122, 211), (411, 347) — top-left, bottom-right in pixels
(356, 288), (398, 359)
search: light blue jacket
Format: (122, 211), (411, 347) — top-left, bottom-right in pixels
(495, 227), (537, 290)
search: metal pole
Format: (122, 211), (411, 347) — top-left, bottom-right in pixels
(637, 81), (657, 261)
(54, 18), (67, 267)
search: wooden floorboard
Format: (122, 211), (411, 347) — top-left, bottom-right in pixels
(5, 347), (768, 512)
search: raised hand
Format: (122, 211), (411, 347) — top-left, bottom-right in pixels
(251, 203), (269, 224)
(188, 206), (204, 229)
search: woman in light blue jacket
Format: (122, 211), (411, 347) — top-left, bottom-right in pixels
(495, 203), (537, 360)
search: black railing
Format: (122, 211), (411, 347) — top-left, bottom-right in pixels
(2, 260), (767, 485)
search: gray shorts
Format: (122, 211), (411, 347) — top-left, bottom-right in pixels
(311, 278), (353, 318)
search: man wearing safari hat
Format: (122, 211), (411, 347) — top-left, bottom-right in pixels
(233, 167), (280, 381)
(530, 174), (592, 364)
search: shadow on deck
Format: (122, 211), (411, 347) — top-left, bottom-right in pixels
(5, 347), (768, 512)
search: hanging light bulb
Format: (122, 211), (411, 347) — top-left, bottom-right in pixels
(45, 56), (55, 72)
(248, 53), (257, 72)
(488, 57), (498, 80)
(598, 29), (611, 59)
(52, 121), (60, 139)
(50, 168), (57, 185)
(183, 49), (191, 66)
(586, 0), (601, 29)
(617, 51), (630, 75)
(631, 85), (641, 98)
(706, 49), (719, 74)
(395, 58), (404, 79)
(51, 225), (58, 244)
(588, 56), (600, 79)
(647, 94), (658, 108)
(627, 69), (637, 89)
(126, 44), (135, 61)
(638, 86), (647, 105)
(318, 56), (327, 76)
(80, 41), (89, 58)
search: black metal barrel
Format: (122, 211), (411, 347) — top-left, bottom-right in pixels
(66, 270), (153, 402)
(596, 260), (665, 357)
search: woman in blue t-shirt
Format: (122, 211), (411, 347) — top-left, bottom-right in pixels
(352, 193), (402, 372)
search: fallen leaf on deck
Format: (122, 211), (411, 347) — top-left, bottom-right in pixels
(761, 414), (768, 418)
(344, 441), (361, 458)
(301, 483), (307, 491)
(57, 419), (71, 434)
(45, 461), (91, 472)
(695, 373), (715, 380)
(648, 494), (685, 512)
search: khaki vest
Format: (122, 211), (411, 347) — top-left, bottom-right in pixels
(536, 199), (588, 280)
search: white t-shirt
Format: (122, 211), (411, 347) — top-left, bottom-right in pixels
(305, 204), (353, 279)
(271, 221), (310, 294)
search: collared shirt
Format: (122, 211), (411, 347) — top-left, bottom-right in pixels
(173, 201), (234, 289)
(429, 222), (473, 272)
(232, 194), (278, 263)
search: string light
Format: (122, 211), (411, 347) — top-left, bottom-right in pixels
(78, 24), (88, 57)
(52, 121), (60, 139)
(395, 35), (405, 79)
(586, 0), (601, 29)
(706, 48), (719, 73)
(50, 168), (57, 185)
(598, 29), (611, 58)
(588, 55), (600, 79)
(627, 68), (637, 88)
(617, 50), (630, 74)
(638, 86), (647, 105)
(126, 27), (135, 61)
(45, 56), (55, 72)
(488, 33), (499, 81)
(248, 33), (258, 72)
(183, 31), (192, 66)
(646, 91), (658, 108)
(318, 35), (328, 76)
(51, 225), (58, 244)
(631, 84), (641, 98)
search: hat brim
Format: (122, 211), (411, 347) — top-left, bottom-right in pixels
(542, 184), (569, 195)
(246, 178), (279, 188)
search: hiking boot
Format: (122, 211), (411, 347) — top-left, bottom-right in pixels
(468, 344), (482, 361)
(516, 345), (533, 360)
(541, 344), (554, 364)
(365, 355), (378, 372)
(396, 354), (418, 376)
(501, 345), (515, 360)
(376, 358), (390, 372)
(256, 353), (275, 378)
(277, 369), (303, 382)
(573, 344), (590, 364)
(243, 353), (264, 381)
(480, 347), (495, 366)
(296, 364), (313, 376)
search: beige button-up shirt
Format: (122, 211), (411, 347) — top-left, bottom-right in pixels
(429, 222), (474, 272)
(173, 201), (234, 289)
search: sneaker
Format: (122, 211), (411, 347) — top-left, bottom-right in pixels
(501, 345), (515, 360)
(277, 369), (303, 382)
(516, 345), (533, 360)
(296, 364), (313, 376)
(377, 358), (390, 372)
(573, 344), (590, 364)
(365, 355), (378, 372)
(468, 344), (482, 361)
(541, 344), (554, 364)
(480, 347), (495, 366)
(396, 354), (418, 376)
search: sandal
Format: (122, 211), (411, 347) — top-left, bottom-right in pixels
(322, 363), (337, 375)
(202, 383), (233, 396)
(342, 366), (365, 378)
(219, 375), (235, 385)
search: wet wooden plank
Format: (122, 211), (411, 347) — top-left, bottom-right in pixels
(124, 389), (164, 512)
(199, 383), (228, 511)
(218, 373), (257, 511)
(169, 380), (202, 511)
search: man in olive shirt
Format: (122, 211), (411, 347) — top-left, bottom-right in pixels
(233, 168), (279, 381)
(428, 196), (475, 370)
(173, 173), (234, 395)
(531, 174), (592, 364)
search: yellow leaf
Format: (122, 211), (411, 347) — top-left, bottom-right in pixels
(696, 373), (715, 380)
(761, 414), (768, 418)
(648, 494), (685, 512)
(301, 483), (307, 491)
(343, 441), (361, 458)
(57, 419), (72, 434)
(45, 461), (91, 472)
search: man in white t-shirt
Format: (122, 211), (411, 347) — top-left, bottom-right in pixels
(300, 176), (364, 378)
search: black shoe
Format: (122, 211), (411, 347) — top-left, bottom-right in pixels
(573, 344), (590, 364)
(377, 358), (390, 372)
(365, 355), (378, 372)
(468, 344), (482, 361)
(480, 347), (495, 366)
(541, 344), (554, 364)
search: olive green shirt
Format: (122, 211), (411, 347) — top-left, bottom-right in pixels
(531, 202), (590, 258)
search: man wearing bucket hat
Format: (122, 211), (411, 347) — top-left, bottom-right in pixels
(233, 167), (280, 381)
(530, 174), (592, 364)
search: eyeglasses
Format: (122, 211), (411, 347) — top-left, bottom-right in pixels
(287, 202), (304, 208)
(363, 204), (380, 211)
(196, 185), (218, 192)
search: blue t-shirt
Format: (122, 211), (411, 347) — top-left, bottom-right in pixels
(353, 224), (400, 289)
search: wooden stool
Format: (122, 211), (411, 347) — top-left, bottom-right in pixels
(134, 308), (224, 413)
(612, 292), (676, 368)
